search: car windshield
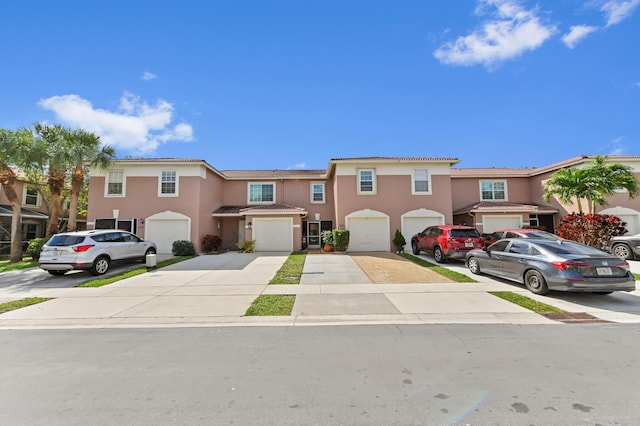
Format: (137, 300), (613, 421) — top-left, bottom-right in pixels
(450, 229), (480, 238)
(534, 240), (605, 255)
(47, 235), (86, 246)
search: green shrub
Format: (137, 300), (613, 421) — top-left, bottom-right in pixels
(25, 238), (46, 260)
(392, 229), (406, 253)
(237, 240), (256, 253)
(172, 240), (196, 256)
(333, 229), (350, 251)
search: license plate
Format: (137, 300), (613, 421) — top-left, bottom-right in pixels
(596, 267), (612, 276)
(52, 250), (60, 256)
(465, 242), (474, 248)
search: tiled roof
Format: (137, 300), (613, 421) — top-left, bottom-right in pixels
(212, 204), (308, 215)
(453, 201), (558, 215)
(451, 168), (533, 177)
(221, 170), (326, 179)
(331, 156), (459, 163)
(0, 205), (49, 218)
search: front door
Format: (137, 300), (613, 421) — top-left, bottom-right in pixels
(308, 222), (320, 248)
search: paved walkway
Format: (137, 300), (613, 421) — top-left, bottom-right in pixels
(0, 252), (638, 329)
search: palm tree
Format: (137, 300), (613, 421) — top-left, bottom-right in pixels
(543, 156), (640, 214)
(585, 156), (639, 212)
(32, 123), (71, 237)
(67, 129), (115, 231)
(0, 128), (39, 262)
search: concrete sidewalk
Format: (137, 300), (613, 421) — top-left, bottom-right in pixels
(0, 252), (638, 329)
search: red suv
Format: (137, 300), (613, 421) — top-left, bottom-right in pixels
(411, 225), (485, 263)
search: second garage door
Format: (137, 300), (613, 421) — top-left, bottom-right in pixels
(253, 218), (293, 252)
(145, 211), (191, 254)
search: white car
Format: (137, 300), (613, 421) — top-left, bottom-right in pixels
(39, 230), (157, 276)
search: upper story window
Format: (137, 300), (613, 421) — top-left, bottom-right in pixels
(412, 168), (430, 194)
(248, 182), (275, 204)
(311, 182), (325, 203)
(107, 170), (124, 196)
(23, 187), (40, 206)
(480, 180), (506, 201)
(160, 170), (178, 196)
(358, 169), (376, 194)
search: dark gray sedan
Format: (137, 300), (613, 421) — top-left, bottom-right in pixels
(465, 238), (636, 295)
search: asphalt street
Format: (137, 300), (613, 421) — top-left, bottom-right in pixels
(1, 324), (639, 425)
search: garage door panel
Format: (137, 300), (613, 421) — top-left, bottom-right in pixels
(254, 219), (292, 252)
(146, 220), (190, 254)
(482, 216), (522, 234)
(348, 217), (388, 252)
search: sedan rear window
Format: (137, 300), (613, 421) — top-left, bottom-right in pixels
(536, 240), (604, 255)
(47, 235), (86, 246)
(450, 229), (481, 238)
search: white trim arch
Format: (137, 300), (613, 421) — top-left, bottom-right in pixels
(345, 209), (390, 251)
(401, 208), (445, 251)
(144, 211), (192, 253)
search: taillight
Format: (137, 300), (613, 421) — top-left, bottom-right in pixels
(617, 262), (630, 272)
(72, 244), (95, 253)
(551, 261), (592, 271)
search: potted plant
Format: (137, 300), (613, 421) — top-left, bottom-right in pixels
(321, 230), (334, 252)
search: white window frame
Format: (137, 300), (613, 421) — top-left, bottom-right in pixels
(248, 182), (276, 204)
(480, 180), (507, 201)
(357, 168), (376, 195)
(23, 186), (41, 207)
(412, 168), (431, 195)
(106, 170), (125, 197)
(310, 182), (326, 204)
(158, 170), (178, 197)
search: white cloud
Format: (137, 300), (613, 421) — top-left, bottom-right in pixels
(288, 162), (307, 170)
(601, 0), (640, 26)
(562, 25), (600, 48)
(38, 93), (193, 154)
(141, 71), (158, 81)
(434, 0), (556, 68)
(604, 136), (627, 155)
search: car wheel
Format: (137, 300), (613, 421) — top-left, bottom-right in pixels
(467, 256), (481, 274)
(611, 243), (633, 260)
(524, 270), (549, 295)
(90, 256), (110, 276)
(141, 247), (157, 262)
(47, 270), (66, 276)
(411, 241), (420, 255)
(433, 246), (447, 263)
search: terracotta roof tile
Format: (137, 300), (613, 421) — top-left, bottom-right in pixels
(453, 201), (558, 214)
(221, 170), (326, 179)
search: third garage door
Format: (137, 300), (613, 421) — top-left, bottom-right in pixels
(253, 218), (292, 252)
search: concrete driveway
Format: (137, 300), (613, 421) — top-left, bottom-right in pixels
(0, 252), (638, 329)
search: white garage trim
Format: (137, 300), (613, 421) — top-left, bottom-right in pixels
(480, 215), (523, 234)
(253, 217), (293, 252)
(401, 209), (445, 252)
(346, 209), (390, 252)
(145, 211), (191, 254)
(600, 207), (640, 235)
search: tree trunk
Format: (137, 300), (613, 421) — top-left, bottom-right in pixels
(47, 171), (66, 237)
(0, 168), (23, 262)
(68, 167), (83, 232)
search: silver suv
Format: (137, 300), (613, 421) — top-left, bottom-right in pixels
(39, 230), (157, 276)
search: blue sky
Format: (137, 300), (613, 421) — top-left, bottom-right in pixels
(1, 0), (638, 170)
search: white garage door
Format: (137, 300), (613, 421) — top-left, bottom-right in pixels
(253, 218), (292, 252)
(482, 215), (522, 234)
(402, 217), (444, 251)
(347, 217), (389, 252)
(145, 214), (191, 254)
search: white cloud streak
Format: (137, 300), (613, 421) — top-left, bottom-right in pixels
(562, 25), (600, 48)
(601, 0), (640, 26)
(433, 0), (556, 68)
(141, 71), (158, 80)
(38, 92), (194, 155)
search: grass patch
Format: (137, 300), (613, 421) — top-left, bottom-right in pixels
(490, 291), (567, 314)
(0, 258), (38, 273)
(399, 253), (477, 283)
(77, 256), (193, 287)
(0, 297), (52, 314)
(633, 273), (640, 281)
(269, 252), (306, 284)
(245, 295), (295, 316)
